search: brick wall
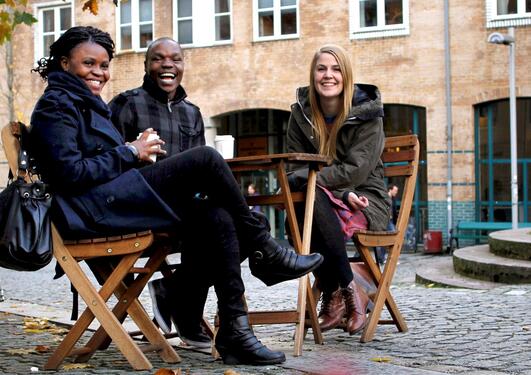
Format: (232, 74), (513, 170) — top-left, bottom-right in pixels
(1, 0), (530, 239)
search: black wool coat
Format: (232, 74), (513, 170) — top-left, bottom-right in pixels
(30, 71), (178, 239)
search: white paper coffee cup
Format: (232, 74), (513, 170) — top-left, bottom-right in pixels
(215, 135), (235, 159)
(138, 132), (160, 162)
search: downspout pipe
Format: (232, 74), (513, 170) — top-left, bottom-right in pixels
(444, 0), (453, 247)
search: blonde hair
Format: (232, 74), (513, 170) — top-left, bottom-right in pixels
(308, 44), (354, 159)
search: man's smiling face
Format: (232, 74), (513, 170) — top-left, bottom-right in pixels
(145, 39), (184, 100)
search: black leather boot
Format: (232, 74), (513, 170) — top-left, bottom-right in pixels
(249, 236), (323, 286)
(215, 315), (286, 365)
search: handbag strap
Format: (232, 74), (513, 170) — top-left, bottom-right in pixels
(8, 121), (36, 179)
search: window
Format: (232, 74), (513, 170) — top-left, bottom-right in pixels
(34, 1), (72, 61)
(486, 0), (531, 28)
(475, 99), (531, 222)
(253, 0), (299, 41)
(215, 0), (231, 41)
(173, 0), (232, 47)
(116, 0), (153, 51)
(349, 0), (409, 40)
(383, 104), (428, 244)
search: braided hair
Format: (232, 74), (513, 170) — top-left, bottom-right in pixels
(32, 26), (115, 80)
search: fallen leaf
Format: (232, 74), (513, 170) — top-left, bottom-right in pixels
(225, 370), (241, 375)
(154, 369), (185, 375)
(24, 317), (50, 330)
(35, 345), (50, 353)
(24, 329), (49, 334)
(62, 363), (93, 370)
(6, 348), (35, 355)
(47, 327), (69, 335)
(370, 357), (392, 362)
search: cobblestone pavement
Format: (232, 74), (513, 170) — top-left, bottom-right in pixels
(0, 252), (530, 375)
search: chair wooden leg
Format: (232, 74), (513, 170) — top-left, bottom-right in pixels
(304, 279), (322, 339)
(293, 275), (308, 356)
(47, 236), (152, 370)
(357, 243), (408, 343)
(305, 278), (323, 344)
(76, 250), (180, 364)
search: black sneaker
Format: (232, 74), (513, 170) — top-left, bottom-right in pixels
(172, 313), (212, 349)
(148, 278), (173, 334)
(149, 278), (212, 348)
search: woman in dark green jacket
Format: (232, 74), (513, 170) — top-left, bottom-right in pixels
(287, 44), (390, 335)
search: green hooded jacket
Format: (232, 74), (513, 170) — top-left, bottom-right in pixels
(287, 84), (391, 231)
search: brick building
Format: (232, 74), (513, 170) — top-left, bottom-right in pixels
(1, 0), (530, 246)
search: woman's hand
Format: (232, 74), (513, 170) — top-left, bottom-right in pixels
(129, 128), (166, 163)
(347, 192), (369, 211)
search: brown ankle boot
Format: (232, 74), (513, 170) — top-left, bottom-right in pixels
(318, 289), (345, 331)
(341, 280), (369, 335)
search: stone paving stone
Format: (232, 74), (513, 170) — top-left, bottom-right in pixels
(1, 253), (531, 374)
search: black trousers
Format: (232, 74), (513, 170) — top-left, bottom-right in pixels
(139, 146), (264, 320)
(294, 188), (353, 293)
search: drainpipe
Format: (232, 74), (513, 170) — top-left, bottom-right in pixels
(444, 0), (453, 247)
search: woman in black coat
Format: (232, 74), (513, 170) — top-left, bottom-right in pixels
(29, 26), (322, 366)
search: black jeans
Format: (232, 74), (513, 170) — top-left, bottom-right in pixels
(294, 188), (353, 293)
(139, 146), (265, 319)
(139, 146), (266, 244)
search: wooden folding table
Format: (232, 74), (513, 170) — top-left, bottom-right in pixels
(226, 153), (330, 356)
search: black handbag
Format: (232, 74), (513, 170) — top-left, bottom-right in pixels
(0, 125), (53, 271)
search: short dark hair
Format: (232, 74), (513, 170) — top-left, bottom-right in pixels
(144, 37), (181, 61)
(32, 26), (115, 80)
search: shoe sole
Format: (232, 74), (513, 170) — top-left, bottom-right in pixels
(148, 282), (172, 334)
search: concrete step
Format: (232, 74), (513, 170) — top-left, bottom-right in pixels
(415, 255), (501, 289)
(489, 228), (531, 261)
(454, 245), (531, 283)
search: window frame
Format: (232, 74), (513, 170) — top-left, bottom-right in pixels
(253, 0), (300, 42)
(485, 0), (531, 28)
(349, 0), (409, 40)
(33, 0), (74, 63)
(116, 0), (154, 52)
(173, 0), (233, 48)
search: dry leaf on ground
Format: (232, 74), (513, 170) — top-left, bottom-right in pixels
(35, 345), (50, 353)
(370, 357), (392, 362)
(154, 368), (182, 375)
(6, 348), (35, 355)
(23, 317), (50, 332)
(62, 363), (93, 370)
(225, 370), (241, 375)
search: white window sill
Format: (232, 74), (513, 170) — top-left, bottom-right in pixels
(350, 26), (409, 40)
(180, 40), (233, 49)
(486, 15), (531, 28)
(253, 34), (299, 43)
(116, 48), (148, 56)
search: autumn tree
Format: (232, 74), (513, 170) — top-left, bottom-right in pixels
(0, 0), (119, 44)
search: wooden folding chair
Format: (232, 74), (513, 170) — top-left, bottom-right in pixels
(1, 122), (180, 370)
(352, 134), (420, 342)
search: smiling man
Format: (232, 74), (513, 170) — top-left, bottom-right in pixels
(110, 37), (204, 157)
(109, 37), (209, 349)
